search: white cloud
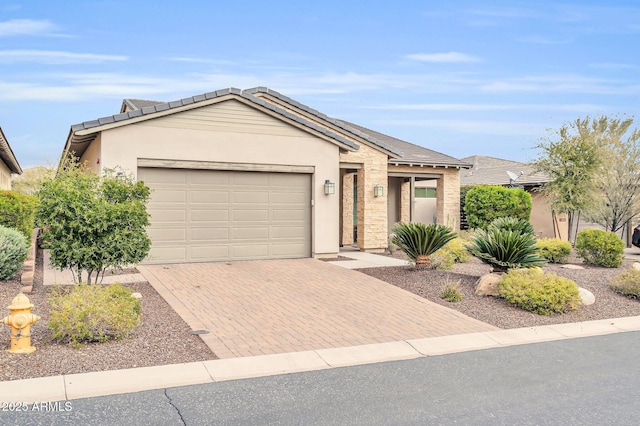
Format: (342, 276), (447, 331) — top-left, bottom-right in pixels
(0, 19), (58, 36)
(0, 50), (127, 64)
(479, 74), (640, 95)
(405, 52), (481, 63)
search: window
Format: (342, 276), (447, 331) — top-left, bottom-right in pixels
(415, 187), (436, 198)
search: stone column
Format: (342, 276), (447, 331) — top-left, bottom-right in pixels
(341, 171), (354, 245)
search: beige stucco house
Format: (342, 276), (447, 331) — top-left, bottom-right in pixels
(0, 126), (23, 190)
(461, 155), (568, 240)
(62, 87), (469, 264)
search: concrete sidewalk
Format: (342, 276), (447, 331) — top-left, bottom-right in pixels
(3, 316), (640, 403)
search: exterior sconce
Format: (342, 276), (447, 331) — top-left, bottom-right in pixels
(374, 184), (384, 197)
(324, 180), (335, 195)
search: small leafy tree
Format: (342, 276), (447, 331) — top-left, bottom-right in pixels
(36, 158), (151, 284)
(464, 185), (532, 230)
(532, 118), (604, 244)
(0, 190), (38, 239)
(11, 166), (55, 196)
(392, 222), (456, 269)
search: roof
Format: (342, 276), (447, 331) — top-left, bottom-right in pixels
(0, 126), (22, 175)
(65, 87), (469, 169)
(460, 155), (548, 186)
(65, 88), (360, 158)
(338, 120), (471, 168)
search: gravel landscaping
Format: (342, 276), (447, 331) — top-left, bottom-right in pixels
(0, 250), (216, 382)
(358, 253), (640, 329)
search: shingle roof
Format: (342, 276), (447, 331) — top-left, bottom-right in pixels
(0, 126), (22, 175)
(338, 120), (471, 168)
(460, 155), (548, 186)
(244, 87), (402, 157)
(66, 87), (469, 169)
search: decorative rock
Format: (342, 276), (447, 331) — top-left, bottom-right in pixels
(579, 287), (595, 305)
(633, 262), (640, 271)
(560, 264), (585, 270)
(131, 292), (143, 299)
(475, 273), (503, 297)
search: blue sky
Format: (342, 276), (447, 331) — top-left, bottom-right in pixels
(2, 1), (640, 168)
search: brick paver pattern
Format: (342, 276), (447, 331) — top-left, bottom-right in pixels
(138, 259), (498, 359)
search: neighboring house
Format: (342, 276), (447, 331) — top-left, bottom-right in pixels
(62, 87), (469, 264)
(461, 155), (568, 240)
(0, 126), (23, 190)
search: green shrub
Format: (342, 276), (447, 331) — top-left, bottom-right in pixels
(610, 268), (640, 299)
(490, 216), (535, 236)
(433, 237), (472, 269)
(392, 222), (456, 269)
(440, 280), (462, 302)
(466, 220), (547, 272)
(465, 185), (532, 230)
(498, 269), (581, 315)
(575, 229), (624, 268)
(537, 238), (572, 264)
(429, 251), (455, 270)
(0, 190), (38, 240)
(49, 283), (142, 347)
(0, 225), (28, 280)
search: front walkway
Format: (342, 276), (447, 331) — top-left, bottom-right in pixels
(138, 259), (498, 359)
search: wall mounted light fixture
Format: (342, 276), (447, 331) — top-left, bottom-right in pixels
(324, 180), (335, 195)
(374, 184), (384, 197)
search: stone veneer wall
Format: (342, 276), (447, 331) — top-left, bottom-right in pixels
(341, 171), (354, 245)
(400, 180), (411, 223)
(340, 144), (389, 251)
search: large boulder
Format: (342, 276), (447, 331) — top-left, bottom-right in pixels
(633, 262), (640, 271)
(475, 273), (503, 297)
(579, 287), (595, 305)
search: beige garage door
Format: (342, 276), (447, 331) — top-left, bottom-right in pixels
(138, 168), (311, 263)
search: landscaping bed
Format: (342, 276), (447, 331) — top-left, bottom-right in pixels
(0, 249), (216, 382)
(358, 255), (640, 329)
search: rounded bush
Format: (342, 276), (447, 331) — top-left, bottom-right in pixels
(48, 283), (141, 347)
(610, 268), (640, 299)
(575, 229), (624, 268)
(0, 225), (28, 281)
(465, 185), (532, 230)
(498, 268), (581, 315)
(537, 238), (572, 264)
(0, 190), (38, 240)
(440, 237), (472, 263)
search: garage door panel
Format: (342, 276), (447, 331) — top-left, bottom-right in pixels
(190, 227), (229, 241)
(271, 243), (309, 257)
(190, 245), (229, 260)
(232, 244), (270, 258)
(233, 191), (269, 204)
(147, 246), (188, 262)
(190, 171), (229, 185)
(191, 190), (229, 204)
(271, 226), (307, 239)
(148, 209), (187, 222)
(147, 228), (187, 242)
(191, 209), (229, 222)
(234, 227), (269, 240)
(152, 190), (187, 203)
(234, 209), (269, 222)
(272, 209), (306, 221)
(140, 167), (311, 263)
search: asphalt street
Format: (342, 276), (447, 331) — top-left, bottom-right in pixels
(3, 331), (640, 425)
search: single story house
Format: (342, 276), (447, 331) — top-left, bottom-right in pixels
(62, 87), (469, 264)
(460, 155), (568, 240)
(0, 126), (23, 190)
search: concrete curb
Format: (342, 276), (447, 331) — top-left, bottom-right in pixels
(2, 315), (639, 403)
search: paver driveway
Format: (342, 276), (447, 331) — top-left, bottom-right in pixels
(138, 259), (498, 359)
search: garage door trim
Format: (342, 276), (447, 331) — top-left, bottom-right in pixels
(138, 158), (315, 174)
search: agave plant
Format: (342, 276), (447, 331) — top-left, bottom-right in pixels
(490, 216), (535, 236)
(467, 226), (547, 272)
(392, 222), (456, 269)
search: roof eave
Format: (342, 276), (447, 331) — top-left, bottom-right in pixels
(0, 127), (23, 174)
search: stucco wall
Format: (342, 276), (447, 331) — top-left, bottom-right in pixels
(0, 160), (11, 190)
(95, 114), (341, 257)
